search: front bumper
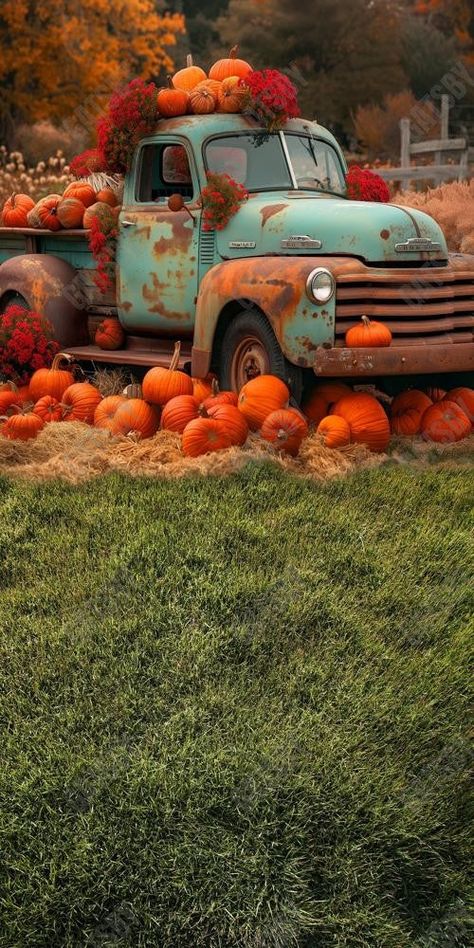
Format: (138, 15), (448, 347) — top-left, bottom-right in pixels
(313, 342), (474, 377)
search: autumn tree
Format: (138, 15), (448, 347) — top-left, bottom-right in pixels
(415, 1), (474, 63)
(0, 0), (185, 143)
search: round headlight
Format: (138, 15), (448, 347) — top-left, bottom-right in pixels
(306, 268), (335, 304)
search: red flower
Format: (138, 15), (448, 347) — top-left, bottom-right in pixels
(0, 305), (59, 384)
(346, 166), (390, 202)
(97, 78), (160, 175)
(241, 70), (300, 131)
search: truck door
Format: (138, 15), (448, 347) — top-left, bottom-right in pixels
(117, 139), (200, 336)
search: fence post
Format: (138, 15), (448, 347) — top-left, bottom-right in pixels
(400, 118), (410, 168)
(436, 95), (450, 166)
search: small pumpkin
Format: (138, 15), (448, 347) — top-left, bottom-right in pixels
(57, 197), (85, 229)
(317, 415), (351, 448)
(29, 352), (75, 402)
(1, 409), (44, 441)
(218, 76), (247, 113)
(157, 77), (190, 117)
(83, 202), (116, 231)
(444, 387), (474, 424)
(95, 188), (118, 207)
(332, 392), (390, 452)
(142, 341), (193, 407)
(161, 394), (199, 433)
(27, 194), (62, 229)
(238, 374), (289, 431)
(194, 79), (222, 104)
(424, 386), (446, 402)
(33, 395), (64, 423)
(37, 195), (62, 231)
(182, 417), (232, 457)
(109, 398), (160, 439)
(192, 374), (217, 404)
(63, 181), (96, 208)
(0, 384), (19, 415)
(205, 403), (249, 446)
(62, 382), (102, 424)
(302, 382), (352, 424)
(390, 389), (433, 436)
(2, 193), (35, 227)
(189, 86), (216, 114)
(260, 408), (308, 456)
(345, 315), (392, 348)
(94, 394), (126, 430)
(172, 54), (207, 92)
(421, 400), (471, 443)
(95, 318), (125, 351)
(209, 45), (253, 81)
(201, 379), (238, 410)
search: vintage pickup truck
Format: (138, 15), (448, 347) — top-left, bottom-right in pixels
(0, 114), (473, 398)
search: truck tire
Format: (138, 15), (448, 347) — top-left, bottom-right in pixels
(219, 309), (303, 402)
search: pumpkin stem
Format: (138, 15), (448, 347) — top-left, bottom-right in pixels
(123, 383), (142, 399)
(230, 45), (239, 58)
(166, 75), (174, 89)
(211, 378), (220, 396)
(0, 380), (17, 392)
(169, 340), (181, 372)
(51, 351), (74, 371)
(361, 315), (371, 327)
(186, 54), (193, 67)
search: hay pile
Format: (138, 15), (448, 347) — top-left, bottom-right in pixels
(0, 422), (383, 484)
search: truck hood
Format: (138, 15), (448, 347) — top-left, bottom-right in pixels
(217, 193), (448, 264)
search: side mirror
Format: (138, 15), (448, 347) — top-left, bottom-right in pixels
(168, 194), (185, 212)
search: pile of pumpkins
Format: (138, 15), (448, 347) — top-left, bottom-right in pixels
(0, 182), (121, 233)
(1, 340), (472, 455)
(157, 47), (252, 119)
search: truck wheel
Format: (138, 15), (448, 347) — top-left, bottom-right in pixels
(219, 310), (303, 402)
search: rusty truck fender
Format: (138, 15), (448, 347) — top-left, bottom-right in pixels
(0, 254), (88, 347)
(191, 256), (356, 377)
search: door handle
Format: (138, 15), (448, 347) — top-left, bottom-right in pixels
(121, 220), (136, 227)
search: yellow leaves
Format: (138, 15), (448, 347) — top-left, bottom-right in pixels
(0, 0), (185, 128)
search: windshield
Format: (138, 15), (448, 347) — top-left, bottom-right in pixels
(204, 132), (346, 195)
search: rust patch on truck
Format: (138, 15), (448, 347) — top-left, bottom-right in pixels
(260, 204), (288, 227)
(380, 229), (390, 240)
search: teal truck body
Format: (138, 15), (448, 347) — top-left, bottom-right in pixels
(0, 114), (473, 394)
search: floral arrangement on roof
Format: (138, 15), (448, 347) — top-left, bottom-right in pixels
(239, 69), (300, 132)
(200, 172), (248, 231)
(346, 166), (390, 203)
(0, 304), (59, 384)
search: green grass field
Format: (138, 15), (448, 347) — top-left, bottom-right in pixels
(0, 464), (472, 947)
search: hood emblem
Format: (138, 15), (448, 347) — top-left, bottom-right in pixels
(281, 235), (322, 249)
(395, 237), (442, 253)
(228, 240), (256, 249)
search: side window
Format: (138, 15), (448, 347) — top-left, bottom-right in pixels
(137, 143), (194, 203)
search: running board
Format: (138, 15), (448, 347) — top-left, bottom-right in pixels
(64, 338), (192, 369)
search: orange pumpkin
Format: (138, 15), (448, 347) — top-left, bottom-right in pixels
(62, 382), (102, 424)
(182, 417), (231, 457)
(1, 409), (44, 440)
(95, 318), (125, 351)
(94, 394), (126, 430)
(332, 392), (390, 452)
(390, 389), (433, 436)
(95, 188), (118, 207)
(218, 76), (247, 113)
(33, 395), (64, 423)
(303, 382), (352, 424)
(157, 77), (190, 117)
(315, 381), (353, 405)
(15, 384), (32, 406)
(29, 352), (75, 402)
(189, 86), (216, 114)
(209, 45), (253, 81)
(238, 374), (289, 430)
(142, 342), (193, 407)
(172, 55), (207, 92)
(444, 387), (474, 424)
(317, 415), (351, 448)
(0, 385), (19, 415)
(27, 195), (61, 229)
(194, 79), (222, 104)
(206, 402), (249, 446)
(202, 389), (238, 410)
(345, 315), (392, 348)
(260, 408), (308, 456)
(57, 197), (85, 229)
(421, 400), (471, 443)
(192, 374), (217, 404)
(63, 181), (96, 208)
(2, 193), (35, 227)
(37, 195), (62, 231)
(83, 202), (116, 231)
(161, 394), (199, 433)
(109, 398), (160, 439)
(424, 386), (446, 402)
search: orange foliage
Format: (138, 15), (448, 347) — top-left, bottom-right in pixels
(391, 180), (474, 253)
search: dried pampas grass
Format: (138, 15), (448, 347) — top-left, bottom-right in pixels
(391, 180), (474, 252)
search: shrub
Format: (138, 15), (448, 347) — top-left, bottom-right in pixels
(14, 121), (88, 166)
(0, 304), (59, 384)
(392, 180), (474, 252)
(354, 90), (439, 161)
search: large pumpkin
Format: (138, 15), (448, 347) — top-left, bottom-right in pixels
(238, 374), (289, 430)
(37, 195), (62, 231)
(142, 342), (193, 407)
(157, 77), (189, 117)
(182, 417), (231, 457)
(29, 352), (76, 402)
(95, 318), (125, 351)
(109, 398), (160, 439)
(444, 387), (474, 424)
(209, 46), (253, 81)
(62, 382), (102, 424)
(260, 408), (308, 456)
(345, 315), (392, 348)
(83, 202), (116, 231)
(161, 394), (199, 433)
(2, 193), (35, 227)
(94, 394), (126, 430)
(57, 197), (85, 229)
(317, 415), (351, 448)
(420, 400), (471, 443)
(390, 389), (432, 436)
(332, 392), (390, 452)
(27, 194), (62, 229)
(205, 402), (249, 446)
(63, 181), (96, 207)
(172, 54), (207, 92)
